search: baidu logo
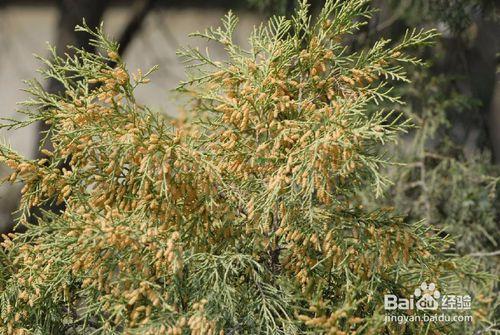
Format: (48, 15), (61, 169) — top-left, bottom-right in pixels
(384, 281), (471, 312)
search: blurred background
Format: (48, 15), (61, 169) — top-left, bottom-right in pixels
(0, 0), (498, 262)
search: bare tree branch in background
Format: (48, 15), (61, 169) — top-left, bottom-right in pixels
(115, 0), (158, 59)
(490, 75), (500, 163)
(37, 0), (158, 155)
(26, 0), (156, 228)
(462, 11), (500, 163)
(19, 0), (110, 228)
(37, 0), (109, 156)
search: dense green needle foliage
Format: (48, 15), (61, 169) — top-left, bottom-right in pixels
(361, 73), (500, 258)
(0, 1), (495, 334)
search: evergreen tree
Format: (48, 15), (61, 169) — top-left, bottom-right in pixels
(0, 1), (494, 334)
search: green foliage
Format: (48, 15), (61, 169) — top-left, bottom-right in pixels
(360, 71), (500, 273)
(354, 0), (500, 329)
(247, 0), (292, 15)
(0, 1), (495, 334)
(384, 0), (498, 33)
(358, 71), (500, 335)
